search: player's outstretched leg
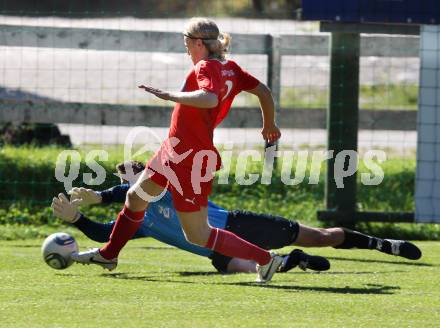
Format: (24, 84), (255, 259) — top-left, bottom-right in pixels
(71, 171), (166, 270)
(336, 229), (422, 260)
(278, 249), (330, 273)
(178, 210), (283, 283)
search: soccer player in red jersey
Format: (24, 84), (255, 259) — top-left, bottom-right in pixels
(73, 17), (282, 282)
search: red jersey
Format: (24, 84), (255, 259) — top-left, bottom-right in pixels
(168, 59), (259, 169)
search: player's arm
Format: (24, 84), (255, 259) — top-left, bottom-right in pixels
(68, 187), (102, 206)
(69, 184), (129, 205)
(52, 193), (115, 242)
(138, 85), (218, 108)
(52, 193), (82, 222)
(52, 193), (148, 242)
(245, 83), (281, 144)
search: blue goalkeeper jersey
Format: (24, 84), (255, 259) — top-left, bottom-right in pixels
(99, 185), (228, 258)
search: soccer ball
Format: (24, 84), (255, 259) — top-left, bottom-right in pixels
(41, 232), (78, 270)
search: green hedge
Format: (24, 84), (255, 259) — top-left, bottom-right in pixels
(2, 145), (438, 240)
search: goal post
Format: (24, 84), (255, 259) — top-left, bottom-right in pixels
(303, 0), (440, 225)
(415, 25), (440, 223)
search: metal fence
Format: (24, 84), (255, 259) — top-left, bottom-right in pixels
(0, 24), (419, 130)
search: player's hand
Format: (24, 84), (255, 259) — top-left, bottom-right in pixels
(51, 193), (81, 223)
(261, 123), (281, 144)
(68, 187), (102, 206)
(138, 85), (172, 101)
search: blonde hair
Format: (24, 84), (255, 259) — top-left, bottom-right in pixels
(184, 17), (231, 60)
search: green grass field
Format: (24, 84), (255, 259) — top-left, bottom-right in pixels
(1, 237), (439, 327)
(1, 144), (439, 326)
(1, 146), (439, 327)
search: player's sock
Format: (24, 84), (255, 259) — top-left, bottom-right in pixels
(278, 249), (330, 272)
(99, 206), (145, 259)
(206, 228), (271, 265)
(334, 228), (379, 249)
(375, 239), (392, 254)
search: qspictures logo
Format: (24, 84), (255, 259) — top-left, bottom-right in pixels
(55, 127), (386, 202)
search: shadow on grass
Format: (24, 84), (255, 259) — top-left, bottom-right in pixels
(327, 256), (434, 267)
(7, 244), (40, 248)
(228, 282), (400, 295)
(285, 270), (407, 275)
(100, 272), (400, 295)
(178, 270), (409, 276)
(135, 246), (176, 251)
(178, 271), (222, 276)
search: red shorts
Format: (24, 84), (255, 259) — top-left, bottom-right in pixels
(145, 156), (214, 212)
